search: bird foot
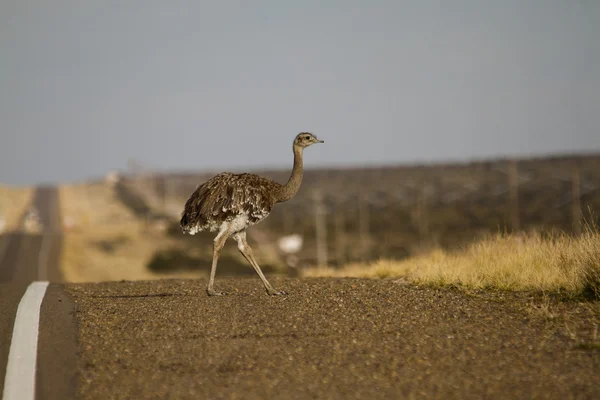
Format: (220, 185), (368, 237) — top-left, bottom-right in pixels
(266, 288), (287, 296)
(207, 289), (227, 296)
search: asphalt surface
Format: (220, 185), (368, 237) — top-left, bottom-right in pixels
(66, 278), (600, 400)
(0, 186), (63, 284)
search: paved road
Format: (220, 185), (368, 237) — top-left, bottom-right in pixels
(0, 186), (77, 400)
(0, 186), (63, 284)
(66, 278), (599, 400)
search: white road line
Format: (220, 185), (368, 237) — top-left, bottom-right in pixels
(2, 281), (49, 400)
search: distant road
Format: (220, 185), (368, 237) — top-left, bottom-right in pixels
(0, 186), (63, 285)
(0, 186), (77, 400)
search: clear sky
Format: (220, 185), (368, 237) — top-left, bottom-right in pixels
(1, 0), (599, 185)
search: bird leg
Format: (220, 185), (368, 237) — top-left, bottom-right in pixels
(233, 231), (286, 296)
(207, 228), (229, 296)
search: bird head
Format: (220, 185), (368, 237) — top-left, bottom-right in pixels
(294, 132), (324, 148)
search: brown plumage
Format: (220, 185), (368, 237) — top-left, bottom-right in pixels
(181, 173), (279, 233)
(180, 132), (324, 296)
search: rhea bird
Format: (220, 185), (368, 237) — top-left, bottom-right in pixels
(180, 132), (324, 296)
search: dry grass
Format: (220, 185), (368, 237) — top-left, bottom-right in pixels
(60, 182), (196, 282)
(305, 226), (600, 298)
(0, 185), (33, 231)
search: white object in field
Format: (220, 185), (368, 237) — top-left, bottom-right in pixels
(0, 215), (6, 233)
(105, 170), (120, 186)
(63, 216), (76, 231)
(277, 234), (303, 254)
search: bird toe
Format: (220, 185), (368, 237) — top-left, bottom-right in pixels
(207, 289), (227, 296)
(267, 289), (287, 296)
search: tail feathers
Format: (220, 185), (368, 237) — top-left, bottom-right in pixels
(180, 212), (204, 235)
(180, 213), (189, 229)
(180, 212), (194, 233)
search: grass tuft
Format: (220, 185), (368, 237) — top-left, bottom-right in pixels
(305, 225), (600, 299)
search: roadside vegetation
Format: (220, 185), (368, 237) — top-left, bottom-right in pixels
(0, 185), (33, 231)
(59, 181), (185, 282)
(304, 224), (600, 299)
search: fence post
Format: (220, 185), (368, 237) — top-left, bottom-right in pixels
(572, 164), (582, 236)
(417, 185), (429, 244)
(508, 159), (520, 231)
(313, 190), (328, 267)
(334, 207), (346, 266)
(358, 192), (370, 261)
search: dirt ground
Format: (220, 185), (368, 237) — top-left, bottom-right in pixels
(65, 278), (599, 400)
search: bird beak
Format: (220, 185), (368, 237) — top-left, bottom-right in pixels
(317, 139), (324, 143)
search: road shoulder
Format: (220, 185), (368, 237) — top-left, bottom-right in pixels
(36, 284), (80, 400)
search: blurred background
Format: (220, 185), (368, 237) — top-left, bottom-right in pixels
(1, 1), (599, 282)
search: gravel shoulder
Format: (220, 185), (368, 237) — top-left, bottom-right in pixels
(65, 278), (600, 400)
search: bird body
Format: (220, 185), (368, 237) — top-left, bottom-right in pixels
(180, 132), (324, 296)
(181, 172), (279, 234)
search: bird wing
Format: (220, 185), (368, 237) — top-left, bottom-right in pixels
(219, 174), (276, 220)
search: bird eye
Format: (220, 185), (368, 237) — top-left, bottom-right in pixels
(304, 136), (310, 140)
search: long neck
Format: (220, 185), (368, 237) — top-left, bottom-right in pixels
(276, 145), (304, 203)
